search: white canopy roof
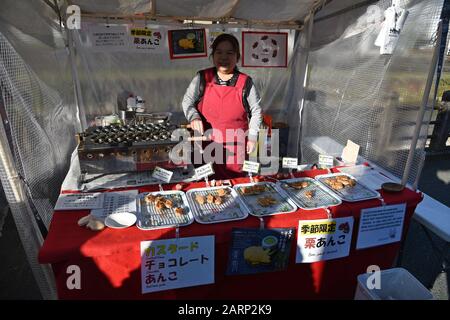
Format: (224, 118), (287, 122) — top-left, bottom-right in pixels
(68, 0), (323, 25)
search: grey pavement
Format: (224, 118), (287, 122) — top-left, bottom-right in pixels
(0, 154), (449, 300)
(400, 154), (450, 300)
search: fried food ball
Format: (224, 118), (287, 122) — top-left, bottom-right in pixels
(155, 200), (165, 211)
(305, 190), (315, 199)
(144, 194), (156, 203)
(214, 196), (223, 205)
(195, 194), (206, 205)
(164, 199), (173, 208)
(174, 207), (184, 216)
(217, 188), (227, 197)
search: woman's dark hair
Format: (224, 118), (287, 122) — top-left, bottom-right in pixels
(211, 33), (241, 61)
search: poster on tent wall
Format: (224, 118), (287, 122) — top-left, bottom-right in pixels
(242, 31), (288, 67)
(130, 27), (165, 52)
(168, 29), (208, 59)
(86, 25), (129, 51)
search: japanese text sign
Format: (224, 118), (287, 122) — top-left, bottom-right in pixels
(318, 154), (334, 168)
(140, 236), (214, 293)
(130, 27), (164, 52)
(87, 25), (129, 51)
(152, 166), (173, 184)
(282, 157), (298, 169)
(296, 217), (354, 263)
(195, 163), (214, 180)
(356, 203), (406, 249)
(242, 160), (260, 174)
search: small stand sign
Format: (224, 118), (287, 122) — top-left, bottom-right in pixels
(195, 163), (215, 186)
(152, 166), (173, 191)
(282, 157), (298, 177)
(318, 154), (334, 169)
(152, 166), (173, 184)
(243, 160), (260, 183)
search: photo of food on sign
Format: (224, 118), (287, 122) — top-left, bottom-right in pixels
(226, 228), (294, 275)
(168, 29), (207, 59)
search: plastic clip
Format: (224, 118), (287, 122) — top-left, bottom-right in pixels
(259, 217), (265, 229)
(175, 224), (180, 239)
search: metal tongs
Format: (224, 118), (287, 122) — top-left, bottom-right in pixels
(180, 123), (211, 154)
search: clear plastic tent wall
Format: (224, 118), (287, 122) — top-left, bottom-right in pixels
(300, 0), (443, 185)
(0, 0), (78, 299)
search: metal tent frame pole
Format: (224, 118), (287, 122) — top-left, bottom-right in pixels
(401, 20), (443, 188)
(296, 14), (314, 160)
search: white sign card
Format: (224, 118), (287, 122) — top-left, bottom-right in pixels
(55, 192), (105, 210)
(195, 163), (214, 180)
(152, 166), (174, 184)
(86, 25), (129, 51)
(90, 190), (138, 219)
(341, 140), (360, 164)
(242, 160), (260, 174)
(140, 235), (215, 293)
(318, 154), (334, 167)
(296, 217), (354, 263)
(282, 157), (298, 169)
(356, 203), (406, 250)
(130, 27), (165, 52)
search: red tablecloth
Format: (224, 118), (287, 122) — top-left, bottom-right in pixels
(38, 168), (422, 299)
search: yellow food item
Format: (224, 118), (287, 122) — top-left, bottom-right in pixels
(178, 38), (195, 49)
(243, 246), (271, 265)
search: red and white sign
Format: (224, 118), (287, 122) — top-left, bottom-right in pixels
(242, 31), (288, 67)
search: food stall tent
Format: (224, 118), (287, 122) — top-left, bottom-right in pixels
(0, 0), (445, 299)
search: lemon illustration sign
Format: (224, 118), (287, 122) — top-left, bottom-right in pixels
(227, 228), (294, 275)
(168, 29), (207, 59)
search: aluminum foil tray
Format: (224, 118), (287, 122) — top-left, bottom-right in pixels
(136, 190), (193, 230)
(277, 177), (341, 210)
(234, 182), (297, 217)
(186, 186), (249, 224)
(315, 173), (380, 202)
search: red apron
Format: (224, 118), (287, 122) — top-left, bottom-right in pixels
(197, 68), (249, 179)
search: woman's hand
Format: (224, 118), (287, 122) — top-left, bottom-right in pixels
(190, 119), (204, 135)
(246, 140), (257, 154)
